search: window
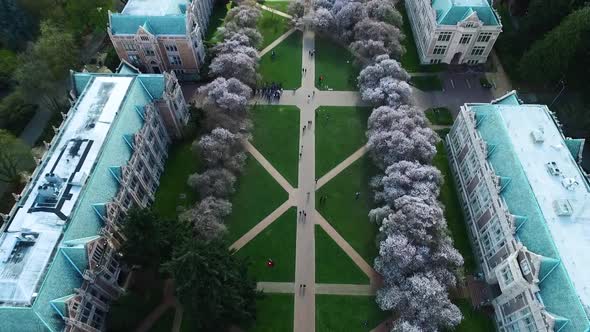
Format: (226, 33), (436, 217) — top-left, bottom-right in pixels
(433, 45), (447, 55)
(459, 34), (472, 44)
(465, 22), (476, 28)
(477, 32), (493, 43)
(471, 46), (486, 56)
(437, 32), (452, 42)
(467, 59), (479, 65)
(430, 59), (442, 64)
(140, 35), (149, 41)
(143, 47), (155, 56)
(128, 54), (140, 65)
(165, 44), (178, 52)
(168, 55), (182, 65)
(121, 40), (136, 51)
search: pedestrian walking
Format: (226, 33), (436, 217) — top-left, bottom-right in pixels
(312, 90), (315, 97)
(303, 284), (306, 295)
(303, 125), (306, 131)
(355, 191), (360, 200)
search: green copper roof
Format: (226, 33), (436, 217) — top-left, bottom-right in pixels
(471, 100), (590, 332)
(0, 307), (47, 332)
(432, 0), (500, 26)
(0, 69), (167, 331)
(565, 138), (584, 162)
(110, 14), (186, 35)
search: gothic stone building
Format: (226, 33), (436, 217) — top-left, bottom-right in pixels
(446, 91), (590, 331)
(406, 0), (502, 65)
(0, 62), (187, 331)
(108, 0), (215, 79)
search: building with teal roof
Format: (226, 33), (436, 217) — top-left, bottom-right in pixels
(0, 62), (188, 331)
(107, 0), (215, 79)
(406, 0), (502, 65)
(446, 91), (590, 331)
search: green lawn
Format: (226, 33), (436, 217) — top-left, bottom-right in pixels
(153, 140), (199, 219)
(259, 31), (302, 89)
(226, 156), (289, 243)
(149, 308), (176, 332)
(315, 36), (360, 91)
(205, 0), (230, 45)
(426, 107), (454, 126)
(454, 300), (496, 332)
(316, 156), (378, 264)
(251, 105), (300, 186)
(410, 75), (443, 91)
(248, 294), (294, 332)
(433, 141), (476, 273)
(261, 1), (290, 13)
(316, 295), (389, 332)
(235, 208), (296, 282)
(257, 9), (290, 50)
(398, 4), (446, 73)
(315, 106), (371, 178)
(315, 226), (369, 284)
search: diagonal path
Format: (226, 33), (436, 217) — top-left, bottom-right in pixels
(244, 140), (295, 194)
(259, 27), (296, 57)
(230, 199), (294, 251)
(316, 145), (367, 190)
(257, 4), (294, 19)
(315, 211), (381, 288)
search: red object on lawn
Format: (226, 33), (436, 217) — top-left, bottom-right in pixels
(267, 259), (275, 268)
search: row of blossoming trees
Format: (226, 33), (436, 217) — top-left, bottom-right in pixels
(290, 0), (465, 330)
(181, 1), (263, 241)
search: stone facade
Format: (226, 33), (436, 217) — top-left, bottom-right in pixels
(445, 93), (590, 332)
(406, 0), (502, 65)
(108, 0), (215, 78)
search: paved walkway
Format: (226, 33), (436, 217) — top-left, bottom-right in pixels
(257, 282), (377, 296)
(259, 28), (296, 57)
(257, 4), (294, 19)
(229, 11), (392, 331)
(316, 145), (367, 190)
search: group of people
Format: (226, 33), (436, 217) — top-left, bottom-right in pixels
(254, 82), (283, 103)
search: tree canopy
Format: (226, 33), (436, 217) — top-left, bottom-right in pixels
(519, 6), (590, 86)
(162, 238), (259, 331)
(14, 21), (79, 98)
(0, 129), (34, 184)
(119, 208), (189, 268)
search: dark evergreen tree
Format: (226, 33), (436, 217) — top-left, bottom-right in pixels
(119, 208), (189, 268)
(162, 238), (259, 331)
(0, 0), (35, 50)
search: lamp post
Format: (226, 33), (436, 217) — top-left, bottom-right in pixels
(549, 79), (566, 108)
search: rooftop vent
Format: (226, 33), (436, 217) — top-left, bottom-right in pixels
(561, 177), (579, 191)
(553, 199), (574, 216)
(546, 162), (562, 176)
(531, 129), (545, 143)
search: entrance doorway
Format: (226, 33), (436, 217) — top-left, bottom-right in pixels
(152, 66), (161, 74)
(451, 52), (463, 65)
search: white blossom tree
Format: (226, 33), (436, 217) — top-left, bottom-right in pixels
(358, 55), (412, 106)
(179, 196), (232, 242)
(288, 0), (305, 18)
(209, 51), (260, 87)
(309, 7), (336, 34)
(187, 168), (237, 198)
(195, 128), (247, 173)
(332, 1), (367, 41)
(372, 161), (442, 204)
(366, 0), (403, 27)
(377, 273), (463, 331)
(353, 19), (405, 59)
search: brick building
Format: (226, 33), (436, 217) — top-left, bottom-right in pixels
(0, 62), (188, 331)
(446, 91), (590, 331)
(108, 0), (215, 79)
